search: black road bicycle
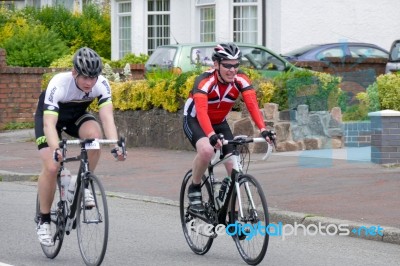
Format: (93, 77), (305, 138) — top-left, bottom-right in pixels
(180, 134), (274, 265)
(35, 138), (126, 266)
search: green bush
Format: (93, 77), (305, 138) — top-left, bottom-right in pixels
(271, 69), (346, 112)
(374, 73), (400, 110)
(109, 53), (149, 68)
(2, 23), (69, 67)
(1, 4), (111, 63)
(354, 73), (400, 119)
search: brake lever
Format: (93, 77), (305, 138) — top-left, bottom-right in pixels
(262, 142), (274, 161)
(111, 137), (127, 160)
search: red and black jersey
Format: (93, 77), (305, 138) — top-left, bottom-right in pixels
(183, 69), (266, 136)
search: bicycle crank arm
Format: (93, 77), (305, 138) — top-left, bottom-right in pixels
(187, 209), (213, 224)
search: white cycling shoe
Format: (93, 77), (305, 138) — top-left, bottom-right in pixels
(37, 222), (54, 246)
(84, 188), (96, 208)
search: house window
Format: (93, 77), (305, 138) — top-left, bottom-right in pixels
(233, 0), (258, 43)
(118, 2), (132, 58)
(199, 6), (215, 42)
(147, 0), (170, 55)
(53, 0), (74, 10)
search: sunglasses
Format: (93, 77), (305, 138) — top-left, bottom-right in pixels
(221, 63), (240, 69)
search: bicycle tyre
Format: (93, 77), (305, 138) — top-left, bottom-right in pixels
(179, 169), (214, 255)
(35, 186), (65, 259)
(76, 174), (109, 266)
(230, 174), (269, 265)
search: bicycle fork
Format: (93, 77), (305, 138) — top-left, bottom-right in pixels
(234, 179), (259, 222)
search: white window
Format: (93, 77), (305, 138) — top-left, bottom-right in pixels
(118, 2), (132, 58)
(233, 0), (258, 43)
(147, 0), (170, 55)
(199, 6), (215, 42)
(53, 0), (74, 10)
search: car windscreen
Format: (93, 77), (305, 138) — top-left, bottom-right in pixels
(241, 47), (286, 71)
(190, 47), (214, 66)
(146, 47), (177, 68)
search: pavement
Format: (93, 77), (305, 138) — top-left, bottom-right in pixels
(0, 129), (399, 245)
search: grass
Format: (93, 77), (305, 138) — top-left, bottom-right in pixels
(3, 121), (34, 130)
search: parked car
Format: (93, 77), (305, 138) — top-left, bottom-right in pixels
(385, 39), (400, 73)
(145, 42), (296, 78)
(281, 42), (389, 62)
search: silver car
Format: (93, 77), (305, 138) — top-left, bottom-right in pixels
(385, 40), (400, 73)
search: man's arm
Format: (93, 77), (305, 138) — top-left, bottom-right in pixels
(242, 90), (266, 132)
(98, 103), (118, 140)
(43, 114), (60, 151)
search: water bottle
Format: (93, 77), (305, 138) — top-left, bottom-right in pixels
(67, 175), (77, 203)
(60, 168), (71, 201)
(215, 177), (231, 210)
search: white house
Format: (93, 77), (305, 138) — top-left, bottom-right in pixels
(6, 0), (400, 60)
(110, 0), (400, 60)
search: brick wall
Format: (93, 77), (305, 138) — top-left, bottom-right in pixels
(343, 121), (371, 147)
(0, 49), (53, 129)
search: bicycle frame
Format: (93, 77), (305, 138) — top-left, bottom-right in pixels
(203, 136), (271, 225)
(59, 138), (125, 234)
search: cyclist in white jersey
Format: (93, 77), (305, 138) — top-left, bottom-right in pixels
(34, 47), (126, 246)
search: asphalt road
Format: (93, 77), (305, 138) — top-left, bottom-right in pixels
(0, 182), (399, 266)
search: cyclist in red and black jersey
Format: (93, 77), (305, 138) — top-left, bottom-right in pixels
(183, 43), (275, 213)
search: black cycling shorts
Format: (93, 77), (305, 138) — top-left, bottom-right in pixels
(34, 102), (97, 151)
(34, 113), (97, 150)
(183, 115), (233, 155)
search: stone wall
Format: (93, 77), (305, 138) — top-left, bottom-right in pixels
(113, 103), (345, 153)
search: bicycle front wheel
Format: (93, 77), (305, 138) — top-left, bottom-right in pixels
(230, 174), (269, 265)
(179, 169), (214, 255)
(76, 174), (109, 266)
(35, 186), (65, 259)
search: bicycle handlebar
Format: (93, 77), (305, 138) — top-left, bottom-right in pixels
(55, 137), (127, 162)
(220, 135), (274, 161)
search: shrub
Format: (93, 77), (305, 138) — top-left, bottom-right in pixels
(374, 73), (400, 111)
(109, 53), (150, 68)
(270, 69), (346, 111)
(2, 4), (111, 61)
(2, 23), (69, 67)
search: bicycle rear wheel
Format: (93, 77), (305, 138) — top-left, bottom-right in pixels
(230, 174), (269, 265)
(179, 170), (214, 255)
(35, 185), (65, 259)
(76, 174), (109, 266)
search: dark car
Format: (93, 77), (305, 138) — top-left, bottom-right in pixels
(281, 42), (389, 62)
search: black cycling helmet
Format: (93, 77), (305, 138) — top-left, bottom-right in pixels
(73, 47), (103, 77)
(212, 43), (242, 62)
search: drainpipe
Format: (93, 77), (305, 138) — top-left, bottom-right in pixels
(262, 0), (266, 46)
